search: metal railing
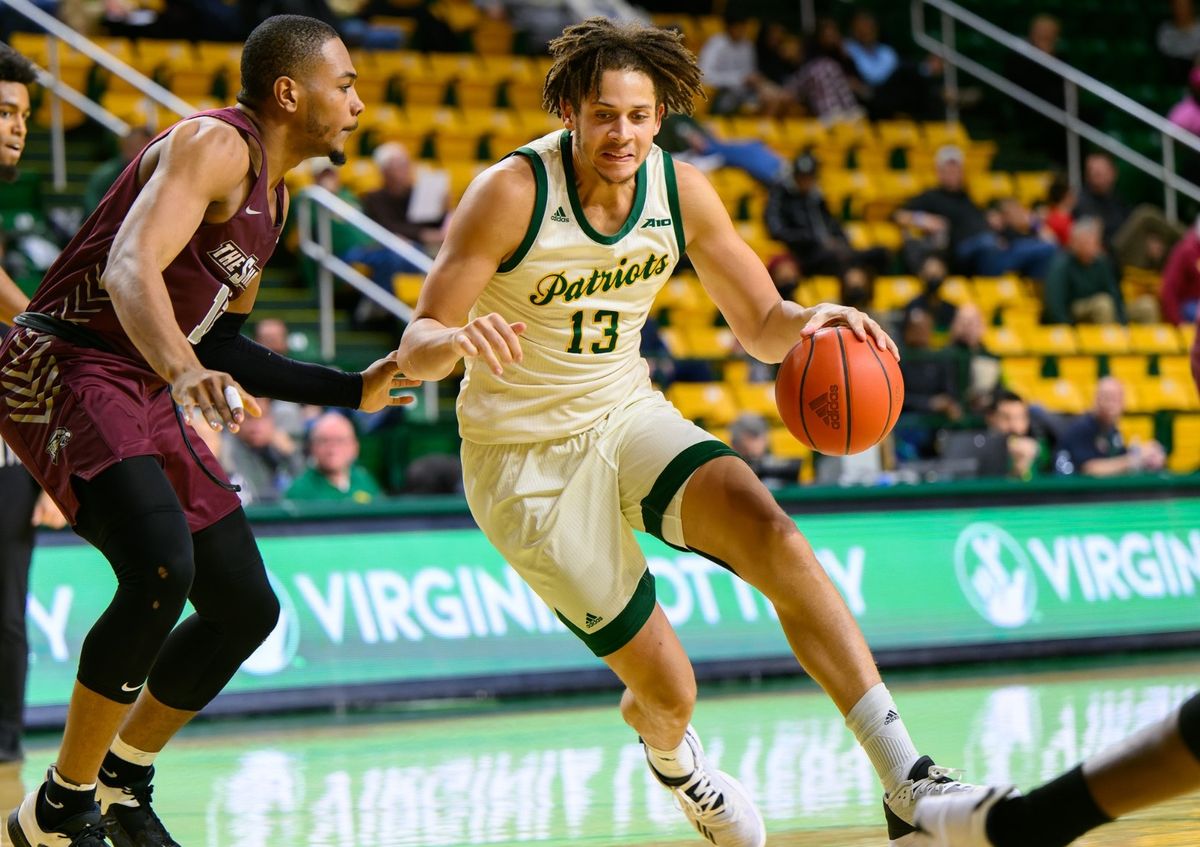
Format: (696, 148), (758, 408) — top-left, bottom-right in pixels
(4, 0), (194, 189)
(296, 185), (438, 419)
(912, 0), (1200, 222)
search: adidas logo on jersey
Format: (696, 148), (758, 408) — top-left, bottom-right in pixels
(551, 205), (570, 222)
(809, 386), (841, 429)
(584, 612), (604, 629)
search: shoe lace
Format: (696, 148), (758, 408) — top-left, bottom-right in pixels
(889, 766), (972, 806)
(68, 822), (110, 846)
(119, 783), (172, 839)
(674, 770), (732, 824)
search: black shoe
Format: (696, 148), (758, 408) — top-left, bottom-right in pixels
(97, 767), (180, 847)
(8, 783), (109, 846)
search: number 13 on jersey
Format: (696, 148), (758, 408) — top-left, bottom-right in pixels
(567, 309), (619, 354)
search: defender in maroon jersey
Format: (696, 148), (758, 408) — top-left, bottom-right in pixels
(0, 16), (417, 847)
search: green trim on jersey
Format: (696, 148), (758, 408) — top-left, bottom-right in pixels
(559, 130), (648, 246)
(557, 568), (656, 656)
(661, 151), (686, 257)
(497, 147), (549, 273)
(640, 440), (739, 549)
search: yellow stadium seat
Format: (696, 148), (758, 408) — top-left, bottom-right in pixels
(683, 326), (736, 359)
(1118, 414), (1156, 447)
(9, 33), (48, 65)
(922, 121), (969, 149)
(731, 382), (782, 422)
(799, 276), (841, 306)
(1014, 171), (1052, 207)
(967, 172), (1015, 206)
(1030, 378), (1089, 414)
(1057, 355), (1099, 385)
(1135, 377), (1200, 412)
(455, 78), (500, 110)
(844, 222), (870, 251)
(1129, 323), (1183, 354)
(770, 427), (813, 462)
(983, 326), (1027, 357)
(875, 119), (920, 149)
(667, 383), (739, 426)
(1169, 414), (1200, 473)
(973, 275), (1027, 314)
(1159, 355), (1193, 381)
(868, 222), (904, 251)
(392, 273), (424, 306)
(940, 276), (973, 307)
(723, 360), (750, 385)
(1026, 325), (1078, 356)
(473, 18), (515, 54)
(873, 276), (922, 313)
(1075, 324), (1131, 355)
(1001, 356), (1041, 390)
(779, 118), (829, 149)
(1107, 355), (1150, 382)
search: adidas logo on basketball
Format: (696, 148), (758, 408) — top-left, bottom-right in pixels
(809, 385), (841, 429)
(584, 612), (604, 629)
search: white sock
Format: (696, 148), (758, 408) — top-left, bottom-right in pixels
(50, 765), (95, 792)
(110, 734), (158, 768)
(844, 683), (921, 796)
(644, 732), (696, 779)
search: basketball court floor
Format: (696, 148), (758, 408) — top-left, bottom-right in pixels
(2, 653), (1197, 846)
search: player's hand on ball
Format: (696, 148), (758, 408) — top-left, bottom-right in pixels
(360, 352), (422, 412)
(452, 312), (526, 376)
(800, 303), (899, 360)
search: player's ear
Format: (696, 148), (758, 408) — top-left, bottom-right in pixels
(561, 99), (575, 130)
(274, 75), (300, 114)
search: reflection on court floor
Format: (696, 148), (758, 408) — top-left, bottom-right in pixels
(2, 659), (1197, 846)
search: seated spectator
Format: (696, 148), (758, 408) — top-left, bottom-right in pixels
(1040, 173), (1075, 246)
(899, 308), (962, 422)
(895, 146), (1056, 279)
(755, 20), (803, 86)
(839, 265), (875, 315)
(1003, 15), (1067, 165)
(1169, 67), (1200, 137)
(361, 143), (447, 253)
(659, 114), (784, 185)
(1158, 0), (1200, 80)
(947, 303), (1000, 414)
(984, 389), (1048, 480)
(220, 399), (304, 505)
(699, 13), (787, 116)
(1160, 217), (1200, 325)
(285, 412), (382, 503)
(766, 152), (890, 277)
(728, 413), (801, 489)
(1076, 151), (1183, 270)
(1056, 377), (1166, 476)
(252, 318), (320, 439)
(784, 36), (864, 123)
(84, 126), (153, 215)
(902, 254), (958, 334)
(844, 10), (898, 91)
(1043, 217), (1128, 324)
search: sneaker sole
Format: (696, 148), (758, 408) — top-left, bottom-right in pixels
(710, 769), (767, 847)
(7, 809), (34, 847)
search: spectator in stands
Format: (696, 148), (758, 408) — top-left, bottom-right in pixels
(1158, 0), (1200, 80)
(1003, 14), (1067, 164)
(1169, 67), (1200, 137)
(658, 114), (784, 185)
(784, 36), (864, 123)
(728, 413), (801, 490)
(1040, 173), (1075, 246)
(83, 126), (153, 215)
(896, 145), (1056, 279)
(903, 254), (958, 334)
(765, 152), (890, 277)
(251, 318), (320, 439)
(984, 389), (1047, 480)
(1076, 151), (1183, 269)
(809, 17), (866, 97)
(839, 265), (875, 315)
(1160, 217), (1200, 324)
(285, 411), (382, 503)
(767, 253), (800, 301)
(755, 21), (802, 85)
(947, 303), (1000, 414)
(360, 142), (447, 257)
(220, 399), (304, 505)
(900, 307), (962, 421)
(699, 13), (782, 116)
(1057, 377), (1166, 476)
(844, 10), (898, 94)
(1043, 217), (1128, 324)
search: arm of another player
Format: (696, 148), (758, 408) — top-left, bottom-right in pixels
(102, 119), (258, 431)
(677, 161), (898, 364)
(396, 158), (532, 380)
(0, 267), (28, 326)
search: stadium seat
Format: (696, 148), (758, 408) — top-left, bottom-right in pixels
(983, 326), (1027, 357)
(1001, 356), (1041, 391)
(1056, 355), (1100, 385)
(1181, 322), (1196, 350)
(1169, 414), (1200, 473)
(973, 275), (1027, 315)
(1075, 324), (1131, 355)
(1159, 355), (1193, 381)
(1132, 377), (1200, 412)
(1015, 171), (1052, 207)
(684, 326), (736, 359)
(667, 382), (739, 426)
(1029, 378), (1089, 414)
(392, 273), (424, 306)
(1117, 414), (1155, 447)
(769, 426), (812, 462)
(730, 382), (782, 423)
(1128, 323), (1182, 354)
(1026, 325), (1079, 356)
(873, 276), (921, 313)
(1107, 354), (1151, 381)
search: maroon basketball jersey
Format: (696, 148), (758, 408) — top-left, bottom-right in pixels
(27, 107), (285, 364)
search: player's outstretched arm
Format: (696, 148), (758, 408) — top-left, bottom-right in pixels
(676, 160), (898, 363)
(102, 118), (260, 431)
(0, 266), (28, 326)
(396, 157), (533, 381)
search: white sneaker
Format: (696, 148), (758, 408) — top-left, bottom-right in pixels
(7, 779), (109, 847)
(884, 755), (984, 846)
(911, 784), (1019, 847)
(645, 726), (766, 847)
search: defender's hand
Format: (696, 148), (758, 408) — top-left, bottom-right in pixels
(360, 353), (421, 413)
(171, 368), (262, 433)
(452, 313), (526, 376)
(800, 303), (899, 360)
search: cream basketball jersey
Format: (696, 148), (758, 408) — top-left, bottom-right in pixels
(458, 130), (685, 444)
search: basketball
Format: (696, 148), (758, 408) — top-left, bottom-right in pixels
(774, 326), (904, 455)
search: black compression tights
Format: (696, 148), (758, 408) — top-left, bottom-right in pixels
(72, 457), (279, 710)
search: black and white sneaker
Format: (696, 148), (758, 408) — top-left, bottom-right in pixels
(7, 782), (109, 847)
(645, 726), (766, 847)
(884, 755), (982, 846)
(97, 767), (180, 847)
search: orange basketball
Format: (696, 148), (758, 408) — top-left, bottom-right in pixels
(774, 326), (904, 455)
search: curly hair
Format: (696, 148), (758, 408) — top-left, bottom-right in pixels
(542, 17), (705, 118)
(0, 42), (37, 86)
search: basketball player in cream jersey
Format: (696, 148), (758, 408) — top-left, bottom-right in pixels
(398, 18), (978, 847)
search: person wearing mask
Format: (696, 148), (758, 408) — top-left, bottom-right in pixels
(903, 254), (957, 334)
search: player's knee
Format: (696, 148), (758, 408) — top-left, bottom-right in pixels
(240, 589), (281, 650)
(120, 539), (195, 618)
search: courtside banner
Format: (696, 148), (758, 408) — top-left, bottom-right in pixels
(24, 498), (1200, 707)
